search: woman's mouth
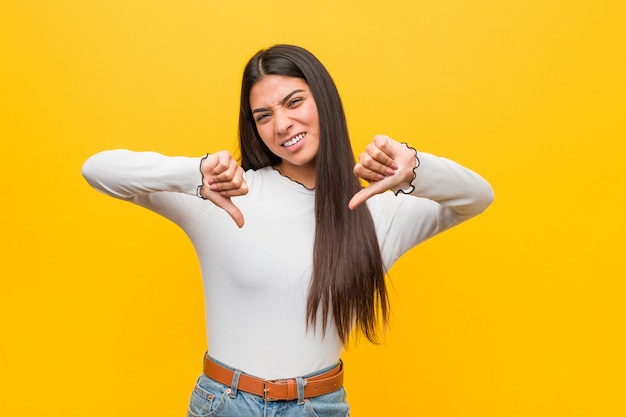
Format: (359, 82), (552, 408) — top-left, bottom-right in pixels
(282, 133), (306, 147)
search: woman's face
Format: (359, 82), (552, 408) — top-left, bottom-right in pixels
(249, 75), (320, 177)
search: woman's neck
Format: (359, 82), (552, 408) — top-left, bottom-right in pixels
(275, 162), (316, 189)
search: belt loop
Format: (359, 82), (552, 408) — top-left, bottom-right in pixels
(296, 376), (306, 405)
(230, 370), (242, 399)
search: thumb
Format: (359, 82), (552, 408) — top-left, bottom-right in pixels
(214, 197), (245, 228)
(348, 180), (390, 210)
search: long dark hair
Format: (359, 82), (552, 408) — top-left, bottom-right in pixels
(238, 45), (388, 344)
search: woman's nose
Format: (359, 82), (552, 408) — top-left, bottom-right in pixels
(274, 111), (292, 134)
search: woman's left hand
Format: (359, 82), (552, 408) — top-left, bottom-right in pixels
(349, 135), (417, 210)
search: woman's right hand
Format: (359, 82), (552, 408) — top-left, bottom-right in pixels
(349, 135), (417, 210)
(199, 151), (248, 228)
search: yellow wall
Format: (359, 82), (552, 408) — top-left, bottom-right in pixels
(1, 1), (625, 416)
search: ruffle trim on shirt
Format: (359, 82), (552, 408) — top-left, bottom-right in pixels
(393, 143), (420, 196)
(197, 153), (210, 199)
(272, 166), (315, 191)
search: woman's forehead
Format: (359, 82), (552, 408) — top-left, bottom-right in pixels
(249, 75), (310, 106)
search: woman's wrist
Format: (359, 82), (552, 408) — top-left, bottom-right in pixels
(197, 153), (211, 199)
(392, 143), (420, 196)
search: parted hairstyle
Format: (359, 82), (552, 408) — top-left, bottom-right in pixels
(238, 44), (389, 344)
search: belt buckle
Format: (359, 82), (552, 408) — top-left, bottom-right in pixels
(263, 380), (278, 402)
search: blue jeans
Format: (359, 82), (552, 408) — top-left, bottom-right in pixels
(187, 357), (350, 417)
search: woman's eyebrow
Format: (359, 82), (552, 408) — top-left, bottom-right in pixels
(252, 89), (305, 114)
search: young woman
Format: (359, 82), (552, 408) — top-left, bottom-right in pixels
(82, 44), (494, 417)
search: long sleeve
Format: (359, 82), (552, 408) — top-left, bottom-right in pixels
(407, 151), (494, 221)
(81, 149), (209, 229)
(369, 151), (494, 268)
(81, 149), (204, 199)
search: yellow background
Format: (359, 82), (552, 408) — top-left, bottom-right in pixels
(1, 1), (625, 416)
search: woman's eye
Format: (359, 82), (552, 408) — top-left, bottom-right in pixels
(288, 97), (304, 107)
(255, 114), (270, 122)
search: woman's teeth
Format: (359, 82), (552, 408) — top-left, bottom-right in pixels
(283, 133), (305, 147)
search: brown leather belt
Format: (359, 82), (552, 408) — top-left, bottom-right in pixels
(202, 354), (344, 401)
